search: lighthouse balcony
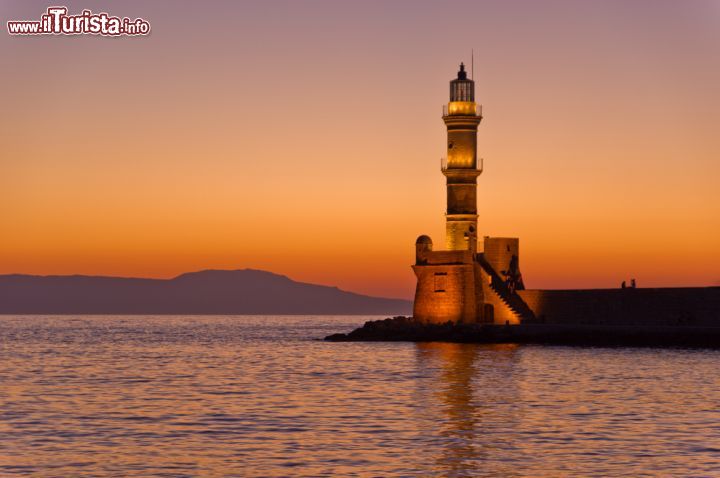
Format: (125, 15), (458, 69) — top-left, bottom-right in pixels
(443, 102), (482, 117)
(441, 157), (483, 173)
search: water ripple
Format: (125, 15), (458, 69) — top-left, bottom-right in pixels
(0, 315), (719, 477)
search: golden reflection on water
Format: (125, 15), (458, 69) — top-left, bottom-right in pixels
(415, 343), (522, 477)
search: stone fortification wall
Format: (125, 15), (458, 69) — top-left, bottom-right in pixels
(483, 237), (518, 278)
(518, 287), (720, 326)
(412, 264), (478, 324)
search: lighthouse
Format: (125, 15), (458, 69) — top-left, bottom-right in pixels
(412, 63), (527, 325)
(443, 63), (483, 251)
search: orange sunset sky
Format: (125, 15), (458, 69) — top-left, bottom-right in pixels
(2, 1), (719, 299)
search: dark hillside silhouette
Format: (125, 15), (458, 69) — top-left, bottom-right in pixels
(0, 269), (412, 315)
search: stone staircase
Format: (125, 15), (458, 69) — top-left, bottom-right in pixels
(477, 257), (536, 322)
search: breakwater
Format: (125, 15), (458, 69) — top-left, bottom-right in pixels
(325, 316), (720, 348)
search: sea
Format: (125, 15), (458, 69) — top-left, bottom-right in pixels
(1, 315), (719, 477)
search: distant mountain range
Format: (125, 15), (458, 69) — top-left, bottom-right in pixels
(0, 269), (412, 315)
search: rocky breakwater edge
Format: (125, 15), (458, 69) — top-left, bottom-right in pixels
(324, 316), (720, 348)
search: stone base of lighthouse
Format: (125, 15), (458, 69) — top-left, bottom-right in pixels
(413, 236), (530, 325)
(412, 249), (483, 324)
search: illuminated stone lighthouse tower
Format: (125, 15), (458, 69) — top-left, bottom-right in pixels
(412, 63), (527, 325)
(443, 63), (483, 251)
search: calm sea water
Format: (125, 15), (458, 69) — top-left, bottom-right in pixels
(1, 315), (719, 477)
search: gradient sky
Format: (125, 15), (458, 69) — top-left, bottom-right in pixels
(2, 0), (719, 299)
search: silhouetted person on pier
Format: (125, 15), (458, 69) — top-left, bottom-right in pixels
(631, 279), (637, 288)
(621, 281), (626, 289)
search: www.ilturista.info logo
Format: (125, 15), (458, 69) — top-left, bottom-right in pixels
(7, 6), (150, 36)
